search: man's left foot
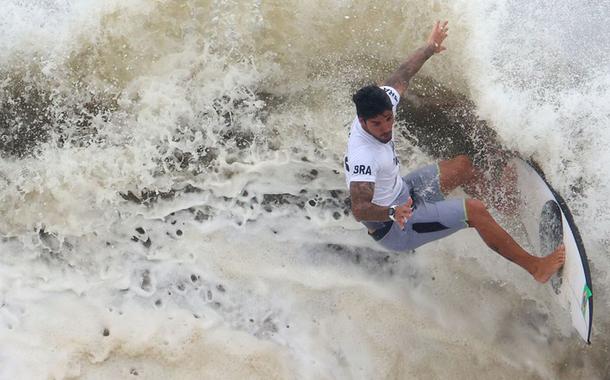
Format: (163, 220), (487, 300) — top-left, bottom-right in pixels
(532, 244), (566, 283)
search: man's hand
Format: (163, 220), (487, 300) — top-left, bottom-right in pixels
(384, 20), (450, 96)
(350, 182), (415, 226)
(427, 20), (449, 54)
(394, 197), (414, 229)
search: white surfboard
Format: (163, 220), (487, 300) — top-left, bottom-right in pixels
(512, 157), (592, 343)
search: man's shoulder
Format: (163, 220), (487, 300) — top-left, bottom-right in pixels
(347, 129), (377, 152)
(346, 136), (379, 165)
(348, 119), (373, 144)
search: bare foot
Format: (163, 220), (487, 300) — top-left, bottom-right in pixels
(532, 244), (566, 283)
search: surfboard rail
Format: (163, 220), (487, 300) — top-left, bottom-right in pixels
(526, 159), (593, 344)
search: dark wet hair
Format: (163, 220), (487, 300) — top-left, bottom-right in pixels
(352, 85), (392, 120)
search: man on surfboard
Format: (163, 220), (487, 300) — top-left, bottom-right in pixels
(344, 21), (565, 283)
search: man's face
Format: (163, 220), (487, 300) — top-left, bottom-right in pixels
(360, 110), (394, 143)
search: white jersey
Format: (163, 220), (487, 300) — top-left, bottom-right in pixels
(344, 86), (403, 206)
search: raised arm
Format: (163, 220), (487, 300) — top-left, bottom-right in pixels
(384, 21), (449, 96)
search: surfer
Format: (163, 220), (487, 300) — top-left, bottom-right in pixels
(344, 21), (565, 283)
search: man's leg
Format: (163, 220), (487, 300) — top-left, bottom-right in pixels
(399, 158), (563, 282)
(438, 155), (478, 194)
(465, 199), (565, 283)
(438, 155), (517, 214)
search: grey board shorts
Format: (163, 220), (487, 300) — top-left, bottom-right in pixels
(363, 163), (469, 252)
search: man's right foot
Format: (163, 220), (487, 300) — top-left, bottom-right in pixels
(532, 244), (566, 283)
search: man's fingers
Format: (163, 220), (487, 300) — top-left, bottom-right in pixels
(396, 216), (410, 227)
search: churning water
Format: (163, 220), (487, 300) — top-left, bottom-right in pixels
(0, 1), (608, 378)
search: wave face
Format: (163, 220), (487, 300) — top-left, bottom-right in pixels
(0, 0), (608, 378)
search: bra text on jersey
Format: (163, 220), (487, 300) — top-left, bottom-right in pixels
(354, 165), (372, 175)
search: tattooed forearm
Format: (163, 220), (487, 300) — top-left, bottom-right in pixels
(384, 43), (435, 96)
(350, 181), (392, 222)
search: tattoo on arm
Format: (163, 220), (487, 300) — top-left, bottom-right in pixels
(351, 181), (375, 214)
(384, 43), (435, 96)
(350, 181), (391, 222)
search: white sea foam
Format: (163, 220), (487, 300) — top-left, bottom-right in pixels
(0, 0), (608, 379)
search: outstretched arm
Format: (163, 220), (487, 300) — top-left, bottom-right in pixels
(384, 21), (449, 96)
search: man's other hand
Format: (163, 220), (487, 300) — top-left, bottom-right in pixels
(427, 20), (449, 54)
(395, 197), (414, 229)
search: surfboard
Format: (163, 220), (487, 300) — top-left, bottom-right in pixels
(512, 157), (593, 344)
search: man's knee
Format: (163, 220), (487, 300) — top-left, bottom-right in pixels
(453, 155), (474, 175)
(466, 199), (490, 226)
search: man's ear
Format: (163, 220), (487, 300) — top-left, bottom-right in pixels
(358, 117), (366, 127)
